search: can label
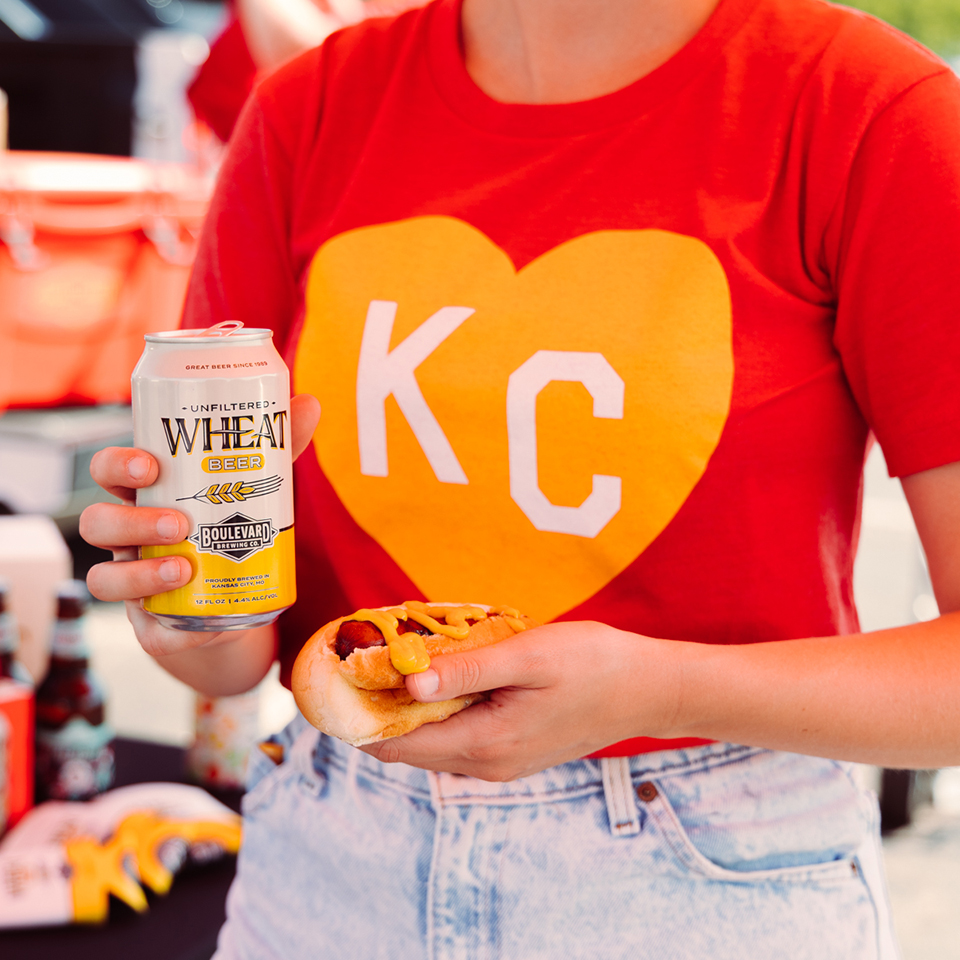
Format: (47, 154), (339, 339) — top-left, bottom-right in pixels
(191, 514), (277, 560)
(133, 334), (295, 621)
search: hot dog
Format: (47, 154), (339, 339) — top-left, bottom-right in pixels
(291, 601), (538, 746)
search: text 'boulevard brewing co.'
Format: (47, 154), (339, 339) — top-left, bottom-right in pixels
(132, 322), (295, 630)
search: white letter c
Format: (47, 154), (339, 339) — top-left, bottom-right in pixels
(506, 351), (624, 538)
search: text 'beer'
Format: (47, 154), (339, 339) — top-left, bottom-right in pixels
(132, 323), (295, 630)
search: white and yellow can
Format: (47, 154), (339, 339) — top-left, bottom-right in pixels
(132, 323), (295, 630)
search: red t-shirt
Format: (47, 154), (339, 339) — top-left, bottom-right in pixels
(188, 17), (257, 143)
(184, 0), (960, 757)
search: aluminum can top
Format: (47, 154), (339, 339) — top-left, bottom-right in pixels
(144, 321), (273, 345)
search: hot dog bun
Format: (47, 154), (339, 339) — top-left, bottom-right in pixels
(291, 602), (538, 746)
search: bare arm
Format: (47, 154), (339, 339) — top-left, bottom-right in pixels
(81, 394), (320, 697)
(361, 461), (960, 780)
(670, 460), (960, 767)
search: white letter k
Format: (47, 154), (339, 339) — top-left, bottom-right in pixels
(356, 299), (474, 484)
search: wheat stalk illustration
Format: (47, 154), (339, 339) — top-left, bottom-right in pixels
(177, 475), (283, 506)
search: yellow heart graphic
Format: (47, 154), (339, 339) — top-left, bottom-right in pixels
(295, 217), (732, 622)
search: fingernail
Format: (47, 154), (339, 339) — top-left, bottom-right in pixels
(410, 669), (439, 699)
(156, 514), (179, 539)
(159, 559), (182, 583)
(128, 456), (151, 481)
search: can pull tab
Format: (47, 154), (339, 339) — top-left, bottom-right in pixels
(203, 321), (245, 336)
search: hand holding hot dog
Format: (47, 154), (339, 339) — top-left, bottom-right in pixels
(358, 620), (686, 781)
(292, 602), (541, 745)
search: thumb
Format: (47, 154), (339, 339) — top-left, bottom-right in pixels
(405, 639), (537, 703)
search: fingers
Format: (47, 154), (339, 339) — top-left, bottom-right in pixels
(405, 634), (547, 703)
(81, 501), (192, 602)
(79, 501), (188, 550)
(360, 708), (481, 767)
(359, 697), (540, 781)
(88, 555), (192, 603)
(290, 393), (321, 461)
(90, 447), (159, 501)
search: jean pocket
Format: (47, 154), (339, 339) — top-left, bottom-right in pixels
(641, 754), (869, 885)
(246, 738), (284, 791)
(241, 754), (298, 818)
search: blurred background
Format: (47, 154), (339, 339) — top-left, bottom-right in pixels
(0, 0), (959, 957)
(850, 0), (960, 55)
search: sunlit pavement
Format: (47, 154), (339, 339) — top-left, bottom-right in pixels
(884, 793), (960, 960)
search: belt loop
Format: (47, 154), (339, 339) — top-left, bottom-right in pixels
(426, 770), (443, 811)
(601, 756), (642, 837)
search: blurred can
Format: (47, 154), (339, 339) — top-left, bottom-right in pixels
(186, 690), (261, 790)
(132, 322), (296, 631)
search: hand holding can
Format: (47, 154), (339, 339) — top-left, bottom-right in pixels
(80, 325), (320, 670)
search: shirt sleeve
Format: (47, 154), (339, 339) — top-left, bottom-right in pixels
(830, 69), (960, 478)
(186, 17), (258, 143)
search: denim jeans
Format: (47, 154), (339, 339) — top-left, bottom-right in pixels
(214, 713), (900, 960)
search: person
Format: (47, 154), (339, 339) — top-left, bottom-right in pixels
(188, 0), (424, 141)
(81, 0), (960, 955)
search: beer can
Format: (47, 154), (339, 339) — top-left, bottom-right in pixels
(132, 322), (296, 630)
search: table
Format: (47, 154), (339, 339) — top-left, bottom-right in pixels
(2, 737), (243, 960)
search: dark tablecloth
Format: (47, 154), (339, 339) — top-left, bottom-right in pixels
(2, 737), (242, 960)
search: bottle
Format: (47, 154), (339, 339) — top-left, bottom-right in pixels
(34, 581), (114, 801)
(0, 578), (32, 685)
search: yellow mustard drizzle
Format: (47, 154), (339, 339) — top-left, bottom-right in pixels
(489, 605), (527, 633)
(403, 601), (487, 640)
(346, 607), (431, 675)
(345, 603), (528, 676)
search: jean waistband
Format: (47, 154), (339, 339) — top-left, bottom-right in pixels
(294, 715), (764, 805)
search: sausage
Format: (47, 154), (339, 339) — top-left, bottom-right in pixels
(334, 620), (384, 659)
(334, 616), (434, 660)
